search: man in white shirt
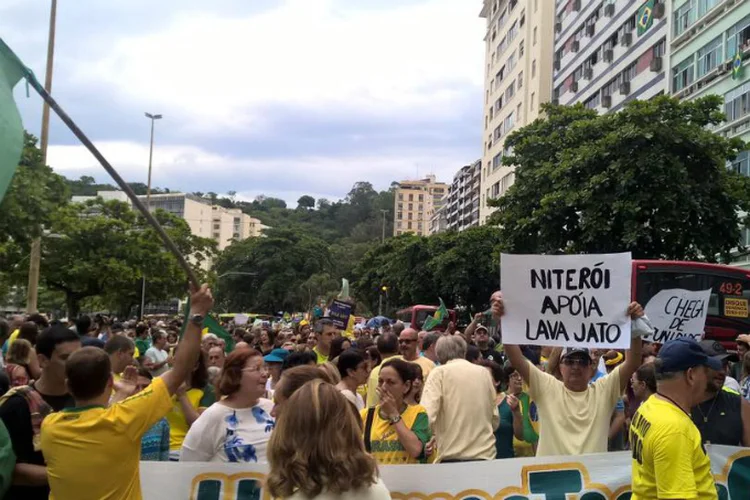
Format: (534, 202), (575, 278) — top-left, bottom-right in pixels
(491, 291), (644, 456)
(144, 331), (171, 377)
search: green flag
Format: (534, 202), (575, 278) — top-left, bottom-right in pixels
(423, 298), (448, 331)
(733, 52), (744, 80)
(338, 278), (350, 299)
(181, 299), (235, 352)
(0, 39), (26, 203)
(636, 0), (655, 36)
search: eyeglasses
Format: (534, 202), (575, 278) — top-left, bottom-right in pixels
(242, 366), (269, 374)
(561, 358), (591, 367)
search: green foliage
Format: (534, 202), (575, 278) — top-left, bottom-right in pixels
(353, 226), (504, 315)
(67, 176), (169, 197)
(41, 199), (216, 317)
(213, 228), (333, 313)
(297, 195), (315, 209)
(489, 96), (750, 261)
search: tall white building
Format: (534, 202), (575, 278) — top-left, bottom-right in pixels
(552, 0), (667, 113)
(479, 0), (556, 223)
(444, 160), (482, 232)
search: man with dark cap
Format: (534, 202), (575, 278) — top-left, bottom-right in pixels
(689, 340), (750, 447)
(630, 337), (720, 500)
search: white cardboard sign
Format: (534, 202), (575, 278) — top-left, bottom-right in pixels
(500, 253), (632, 349)
(643, 288), (711, 343)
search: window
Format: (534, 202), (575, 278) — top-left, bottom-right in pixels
(584, 91), (601, 109)
(696, 35), (723, 78)
(724, 81), (750, 123)
(409, 194), (414, 201)
(517, 103), (522, 121)
(213, 223), (220, 230)
(653, 38), (666, 58)
(398, 194), (403, 201)
(520, 11), (525, 28)
(532, 60), (537, 78)
(497, 65), (506, 82)
(519, 39), (524, 57)
(418, 204), (423, 212)
(673, 1), (693, 37)
(418, 194), (424, 202)
(505, 82), (515, 101)
(730, 151), (750, 177)
(491, 181), (500, 198)
(507, 50), (517, 71)
(601, 76), (618, 97)
(408, 203), (413, 211)
(407, 221), (412, 229)
(530, 92), (535, 109)
(518, 71), (523, 89)
(396, 221), (402, 229)
(408, 213), (413, 220)
(417, 222), (423, 231)
(726, 14), (750, 60)
(504, 111), (515, 133)
(495, 96), (503, 111)
(622, 62), (637, 83)
(492, 152), (503, 171)
(672, 56), (695, 91)
(534, 0), (538, 12)
(533, 27), (537, 45)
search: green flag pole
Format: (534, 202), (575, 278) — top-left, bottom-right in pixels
(0, 38), (200, 288)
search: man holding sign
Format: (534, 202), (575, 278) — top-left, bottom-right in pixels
(492, 252), (646, 456)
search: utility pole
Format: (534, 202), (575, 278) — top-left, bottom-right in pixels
(141, 112), (162, 319)
(26, 0), (58, 314)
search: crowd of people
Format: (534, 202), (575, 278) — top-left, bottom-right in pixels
(0, 287), (746, 499)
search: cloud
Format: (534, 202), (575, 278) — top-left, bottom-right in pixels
(4, 0), (484, 201)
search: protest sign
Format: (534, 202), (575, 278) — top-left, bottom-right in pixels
(643, 288), (711, 343)
(140, 446), (750, 500)
(500, 253), (632, 349)
(328, 299), (353, 330)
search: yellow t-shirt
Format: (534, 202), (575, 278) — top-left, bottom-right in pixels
(360, 404), (431, 465)
(528, 362), (621, 456)
(6, 329), (19, 347)
(166, 388), (204, 450)
(630, 396), (718, 500)
(313, 346), (329, 364)
(134, 346), (140, 359)
(407, 356), (436, 380)
(40, 377), (172, 500)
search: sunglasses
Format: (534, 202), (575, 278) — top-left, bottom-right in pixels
(562, 358), (591, 367)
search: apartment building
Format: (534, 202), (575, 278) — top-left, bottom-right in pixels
(393, 175), (448, 236)
(479, 0), (556, 223)
(138, 193), (267, 250)
(553, 0), (667, 113)
(668, 0), (750, 268)
(445, 160), (482, 232)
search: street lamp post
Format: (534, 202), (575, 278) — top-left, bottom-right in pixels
(144, 112), (162, 209)
(140, 113), (162, 319)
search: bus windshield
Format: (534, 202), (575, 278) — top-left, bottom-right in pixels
(633, 261), (750, 346)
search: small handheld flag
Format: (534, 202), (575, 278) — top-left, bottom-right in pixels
(423, 298), (448, 331)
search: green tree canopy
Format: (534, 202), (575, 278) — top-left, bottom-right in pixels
(297, 195), (315, 209)
(489, 96), (750, 261)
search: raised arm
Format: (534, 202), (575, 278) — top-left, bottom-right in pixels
(491, 292), (531, 384)
(619, 302), (644, 393)
(161, 285), (214, 395)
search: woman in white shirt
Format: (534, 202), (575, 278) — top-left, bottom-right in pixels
(335, 349), (369, 410)
(180, 348), (275, 463)
(267, 379), (390, 500)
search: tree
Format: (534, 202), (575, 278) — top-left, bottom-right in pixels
(213, 228), (332, 313)
(41, 199), (216, 317)
(489, 96), (750, 261)
(297, 195), (316, 210)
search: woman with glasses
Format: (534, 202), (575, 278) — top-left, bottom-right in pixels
(180, 348), (275, 463)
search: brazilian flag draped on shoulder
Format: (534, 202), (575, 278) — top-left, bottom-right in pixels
(180, 299), (234, 352)
(423, 298), (448, 331)
(0, 39), (27, 203)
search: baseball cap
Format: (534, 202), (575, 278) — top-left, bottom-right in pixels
(263, 348), (290, 364)
(699, 339), (738, 363)
(657, 337), (722, 373)
(561, 347), (592, 360)
(475, 324), (489, 333)
(737, 334), (750, 346)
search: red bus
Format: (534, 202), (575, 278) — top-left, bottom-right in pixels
(632, 260), (750, 348)
(395, 305), (457, 332)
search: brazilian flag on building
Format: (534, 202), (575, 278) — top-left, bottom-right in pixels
(423, 298), (448, 331)
(733, 52), (744, 80)
(637, 0), (655, 36)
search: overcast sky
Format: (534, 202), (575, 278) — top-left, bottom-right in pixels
(1, 0), (484, 205)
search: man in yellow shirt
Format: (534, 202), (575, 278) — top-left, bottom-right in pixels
(104, 335), (136, 382)
(399, 328), (435, 379)
(40, 284), (214, 500)
(630, 337), (720, 500)
(312, 319), (336, 364)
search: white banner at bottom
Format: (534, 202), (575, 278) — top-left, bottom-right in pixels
(140, 445), (750, 499)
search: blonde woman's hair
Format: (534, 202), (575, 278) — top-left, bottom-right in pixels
(6, 338), (32, 365)
(318, 362), (342, 384)
(266, 379), (378, 498)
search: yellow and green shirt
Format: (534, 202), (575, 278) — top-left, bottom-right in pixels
(313, 346), (328, 364)
(165, 385), (216, 451)
(40, 377), (172, 500)
(360, 404), (431, 465)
